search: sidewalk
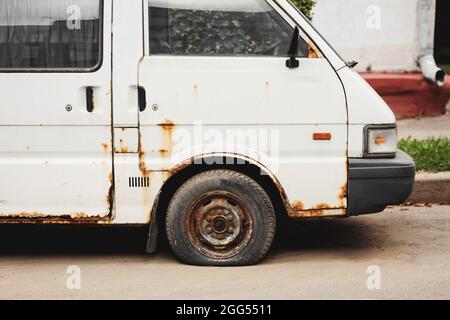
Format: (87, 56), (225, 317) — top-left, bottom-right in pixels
(397, 112), (450, 140)
(396, 109), (450, 204)
(409, 172), (450, 204)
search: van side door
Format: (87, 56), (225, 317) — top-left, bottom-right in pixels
(0, 0), (113, 219)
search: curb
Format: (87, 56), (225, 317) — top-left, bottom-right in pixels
(408, 172), (450, 204)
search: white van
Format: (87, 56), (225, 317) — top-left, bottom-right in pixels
(0, 0), (415, 266)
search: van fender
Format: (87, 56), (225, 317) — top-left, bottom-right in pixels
(146, 151), (289, 253)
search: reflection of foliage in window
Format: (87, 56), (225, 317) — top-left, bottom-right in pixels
(167, 9), (294, 56)
(291, 0), (316, 20)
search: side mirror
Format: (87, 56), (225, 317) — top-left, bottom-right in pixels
(286, 26), (300, 69)
(347, 60), (359, 69)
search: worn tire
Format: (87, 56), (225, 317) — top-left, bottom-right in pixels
(166, 170), (276, 266)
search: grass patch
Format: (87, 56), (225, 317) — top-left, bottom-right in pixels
(399, 137), (450, 172)
(440, 64), (450, 75)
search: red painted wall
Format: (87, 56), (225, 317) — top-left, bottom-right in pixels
(362, 73), (450, 119)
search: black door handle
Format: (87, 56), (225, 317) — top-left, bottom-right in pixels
(138, 86), (147, 112)
(86, 86), (94, 113)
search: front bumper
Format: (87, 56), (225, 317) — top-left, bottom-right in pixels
(348, 150), (416, 216)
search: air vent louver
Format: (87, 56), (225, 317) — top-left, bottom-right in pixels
(128, 177), (150, 188)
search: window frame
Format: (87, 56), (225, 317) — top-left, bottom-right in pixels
(0, 0), (104, 73)
(145, 0), (321, 58)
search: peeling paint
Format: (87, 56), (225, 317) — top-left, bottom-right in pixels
(338, 183), (348, 207)
(138, 131), (150, 177)
(139, 151), (149, 176)
(101, 143), (109, 152)
(288, 208), (346, 219)
(291, 200), (304, 211)
(137, 130), (154, 222)
(308, 45), (319, 59)
(314, 203), (333, 210)
(159, 149), (170, 158)
(139, 160), (149, 176)
(289, 200), (347, 218)
(158, 119), (176, 129)
(106, 185), (113, 212)
(158, 119), (175, 163)
(0, 212), (110, 224)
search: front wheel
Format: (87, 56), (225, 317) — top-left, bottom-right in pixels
(165, 170), (276, 266)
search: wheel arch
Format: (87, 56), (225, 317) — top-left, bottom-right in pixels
(146, 153), (290, 253)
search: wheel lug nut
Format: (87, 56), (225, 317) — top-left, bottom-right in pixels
(206, 227), (212, 234)
(226, 215), (233, 222)
(227, 227), (234, 233)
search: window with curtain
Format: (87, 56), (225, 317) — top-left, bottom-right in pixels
(149, 0), (308, 57)
(0, 0), (102, 70)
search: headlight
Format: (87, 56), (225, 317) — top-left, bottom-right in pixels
(364, 125), (397, 158)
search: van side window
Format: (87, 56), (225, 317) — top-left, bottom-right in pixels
(149, 0), (308, 57)
(0, 0), (102, 70)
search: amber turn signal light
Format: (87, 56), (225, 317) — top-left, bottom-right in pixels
(313, 133), (332, 141)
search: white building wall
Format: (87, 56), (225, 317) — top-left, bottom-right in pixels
(313, 0), (422, 72)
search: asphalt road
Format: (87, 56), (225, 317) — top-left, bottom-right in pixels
(0, 205), (449, 300)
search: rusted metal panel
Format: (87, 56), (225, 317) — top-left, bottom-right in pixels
(114, 127), (139, 154)
(288, 181), (348, 218)
(0, 212), (111, 225)
(338, 183), (348, 209)
(288, 208), (346, 219)
(138, 131), (150, 176)
(0, 126), (115, 221)
(158, 120), (175, 152)
(102, 143), (109, 152)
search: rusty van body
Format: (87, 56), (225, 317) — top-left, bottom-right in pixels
(0, 0), (415, 265)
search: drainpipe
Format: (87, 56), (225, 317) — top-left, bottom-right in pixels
(418, 0), (445, 86)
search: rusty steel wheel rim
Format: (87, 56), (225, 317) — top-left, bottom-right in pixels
(185, 191), (254, 260)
